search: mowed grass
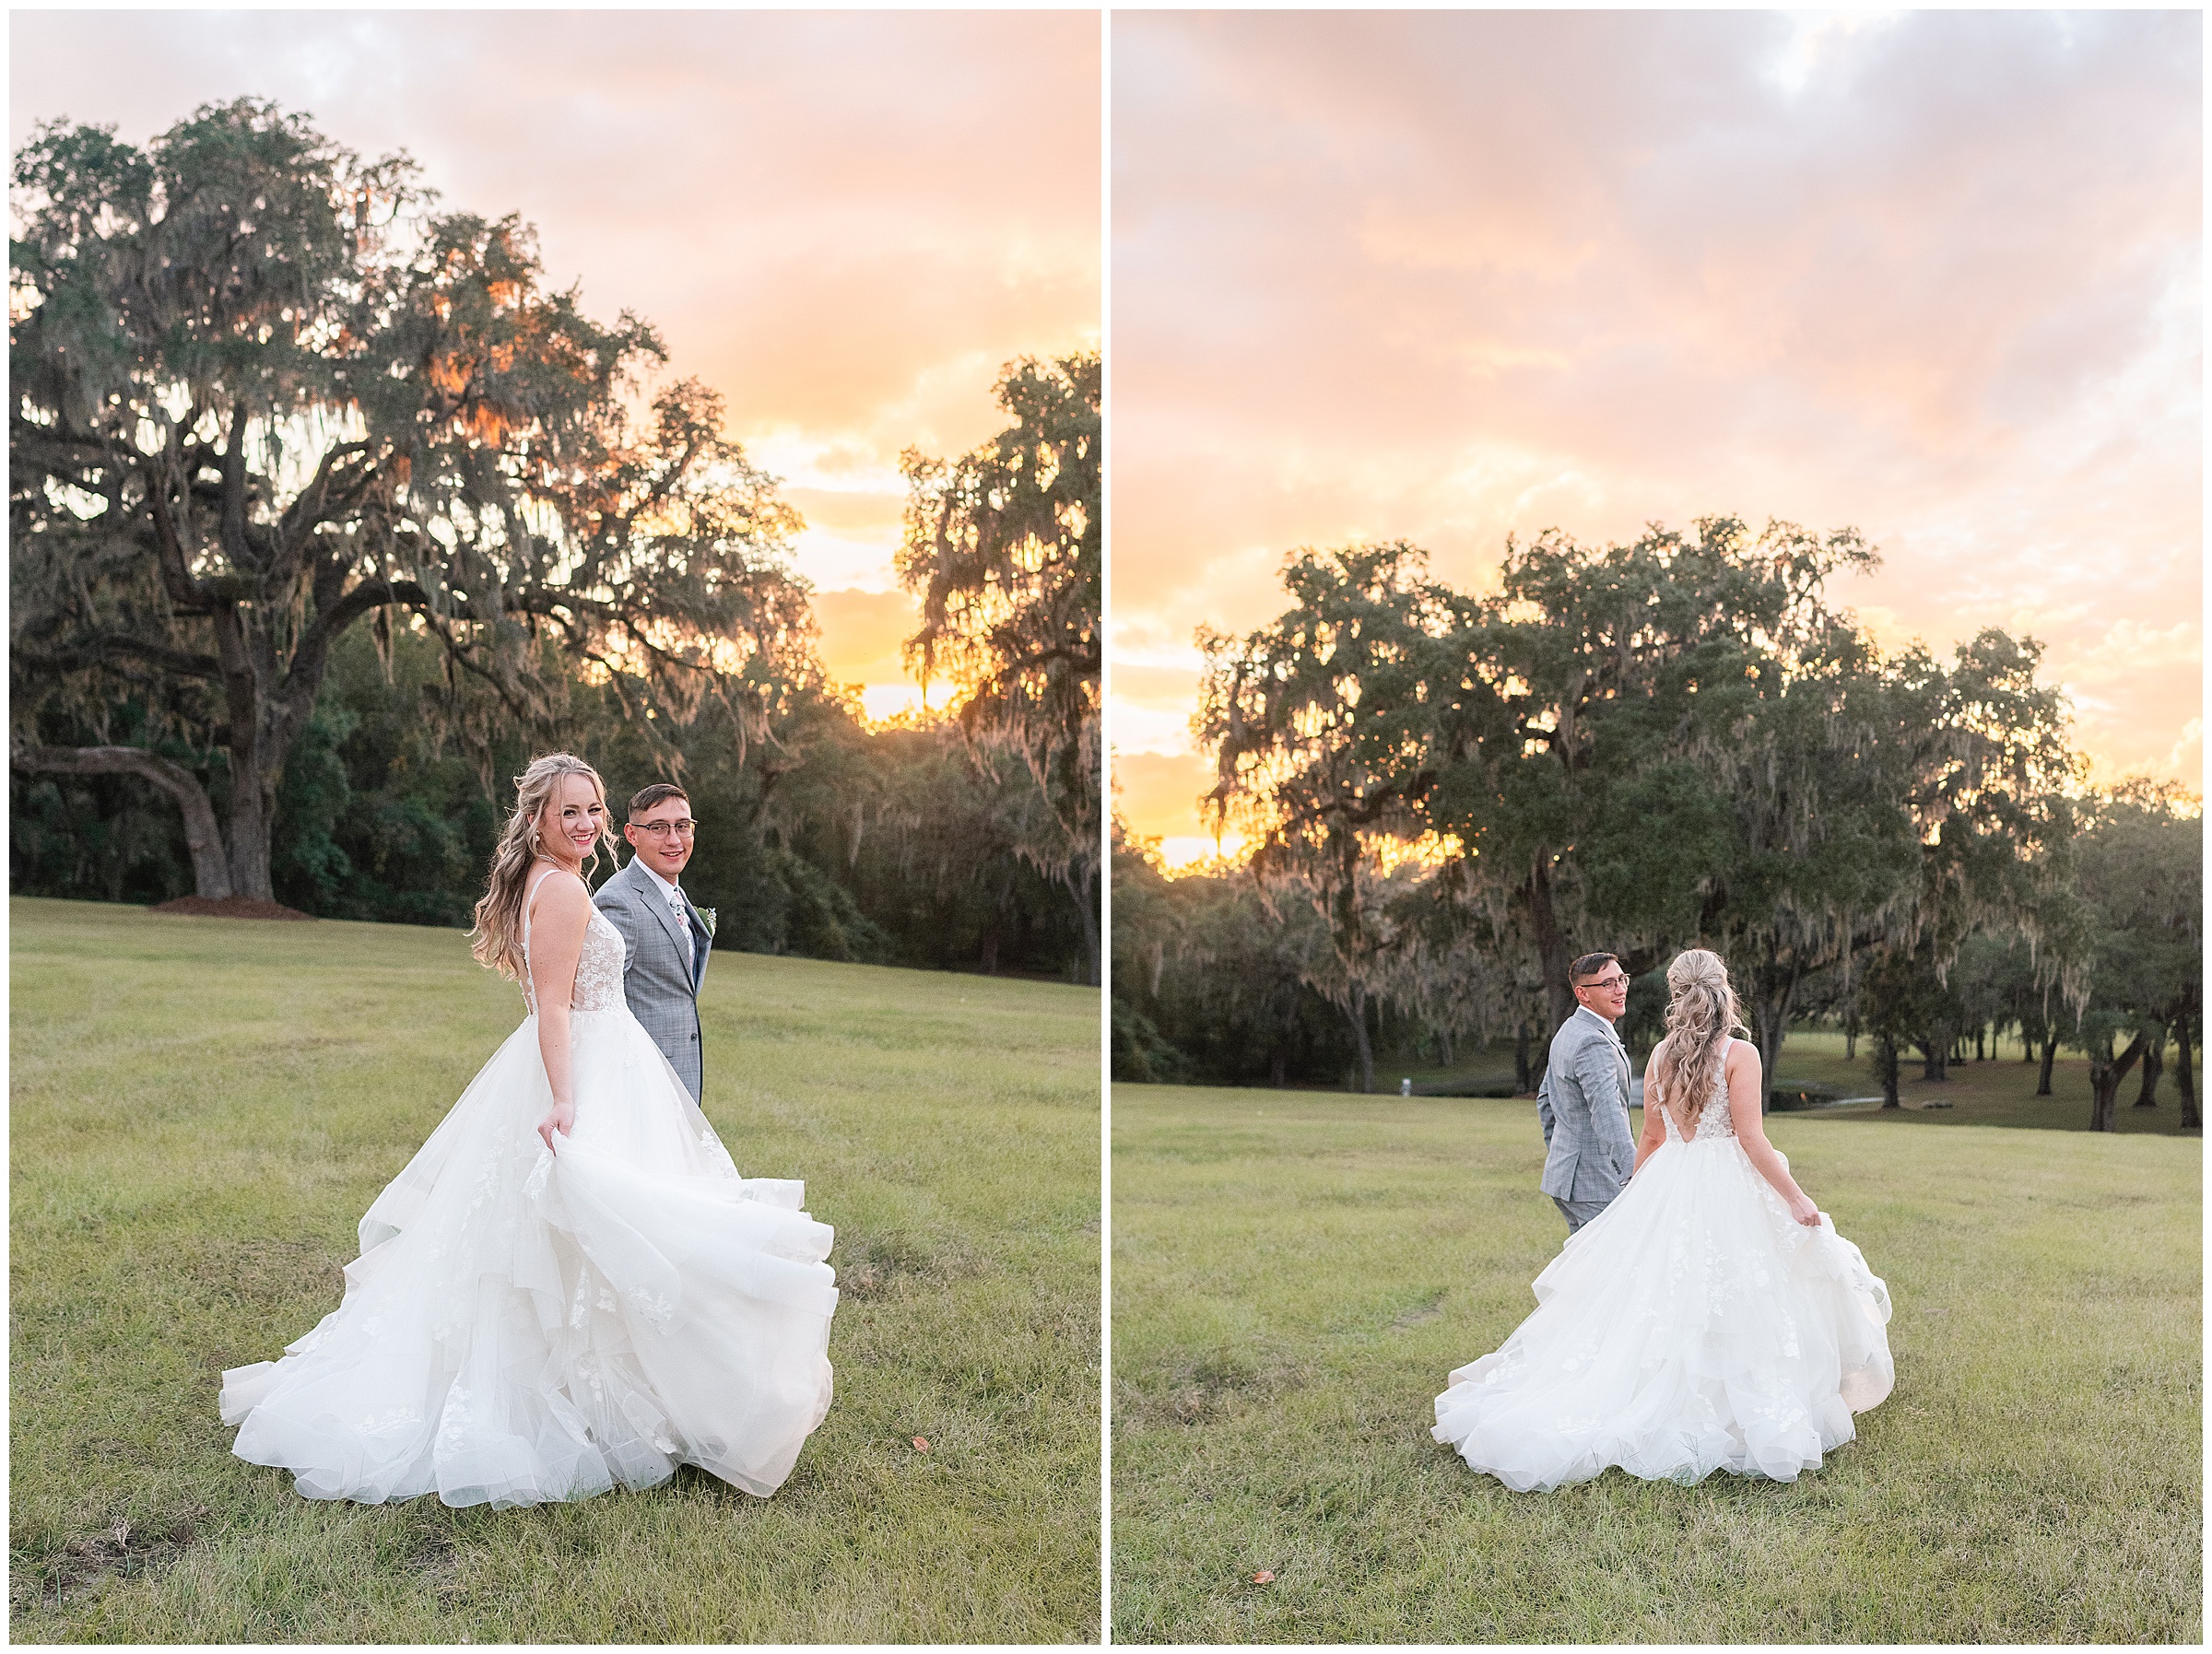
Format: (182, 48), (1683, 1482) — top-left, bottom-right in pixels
(10, 897), (1100, 1643)
(1389, 1026), (2197, 1136)
(1111, 1083), (2200, 1643)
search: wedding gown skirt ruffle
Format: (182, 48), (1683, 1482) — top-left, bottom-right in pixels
(1431, 1124), (1892, 1492)
(220, 1006), (837, 1507)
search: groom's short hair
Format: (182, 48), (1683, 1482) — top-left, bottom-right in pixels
(1569, 952), (1619, 984)
(627, 781), (689, 821)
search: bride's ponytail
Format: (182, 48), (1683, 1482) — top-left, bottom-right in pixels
(1648, 948), (1749, 1131)
(470, 754), (615, 981)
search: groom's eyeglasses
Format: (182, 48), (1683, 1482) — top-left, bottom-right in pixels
(1577, 973), (1630, 991)
(631, 820), (698, 839)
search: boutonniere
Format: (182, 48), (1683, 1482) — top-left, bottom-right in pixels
(697, 906), (717, 940)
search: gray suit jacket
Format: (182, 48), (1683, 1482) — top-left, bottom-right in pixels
(1535, 1005), (1636, 1203)
(594, 855), (712, 1102)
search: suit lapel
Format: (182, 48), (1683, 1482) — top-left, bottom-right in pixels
(1581, 1008), (1630, 1097)
(629, 858), (690, 962)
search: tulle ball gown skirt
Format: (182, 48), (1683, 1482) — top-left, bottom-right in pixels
(220, 1007), (838, 1507)
(1431, 1136), (1893, 1492)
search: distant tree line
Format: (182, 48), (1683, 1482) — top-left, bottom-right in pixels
(10, 99), (1100, 983)
(1112, 522), (2200, 1131)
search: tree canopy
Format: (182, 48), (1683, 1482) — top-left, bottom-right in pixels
(1146, 516), (2136, 1109)
(899, 349), (1100, 979)
(12, 99), (810, 899)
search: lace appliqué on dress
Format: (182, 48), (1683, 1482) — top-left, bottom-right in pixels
(1663, 1075), (1737, 1144)
(565, 912), (627, 1014)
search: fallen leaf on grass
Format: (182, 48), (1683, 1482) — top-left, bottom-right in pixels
(1252, 1569), (1275, 1585)
(912, 1437), (930, 1452)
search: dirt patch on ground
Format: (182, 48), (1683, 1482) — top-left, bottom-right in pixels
(18, 1507), (210, 1613)
(150, 896), (316, 921)
(1125, 1348), (1311, 1429)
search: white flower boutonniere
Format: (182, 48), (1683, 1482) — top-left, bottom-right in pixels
(697, 906), (717, 941)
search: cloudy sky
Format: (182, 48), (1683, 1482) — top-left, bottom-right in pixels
(1112, 10), (2202, 864)
(11, 8), (1101, 721)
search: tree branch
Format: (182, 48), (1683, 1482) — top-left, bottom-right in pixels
(14, 634), (224, 681)
(11, 742), (233, 898)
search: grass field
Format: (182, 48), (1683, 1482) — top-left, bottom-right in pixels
(1384, 1026), (2197, 1135)
(1111, 1082), (2201, 1643)
(10, 897), (1100, 1643)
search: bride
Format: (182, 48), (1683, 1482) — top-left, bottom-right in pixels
(221, 754), (838, 1507)
(1432, 949), (1892, 1491)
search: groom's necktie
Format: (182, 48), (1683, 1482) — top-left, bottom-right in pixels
(665, 885), (693, 976)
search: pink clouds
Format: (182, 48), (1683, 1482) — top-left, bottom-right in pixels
(1112, 10), (2200, 841)
(10, 9), (1100, 701)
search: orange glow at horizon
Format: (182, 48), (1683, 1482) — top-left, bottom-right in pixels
(10, 9), (1100, 720)
(1112, 11), (2202, 851)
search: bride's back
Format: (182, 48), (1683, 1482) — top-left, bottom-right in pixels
(1652, 1034), (1739, 1144)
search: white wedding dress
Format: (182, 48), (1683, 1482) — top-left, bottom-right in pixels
(1432, 1056), (1893, 1490)
(221, 868), (838, 1507)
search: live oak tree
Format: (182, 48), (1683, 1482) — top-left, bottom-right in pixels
(1423, 517), (1912, 1059)
(12, 99), (811, 901)
(1196, 517), (2089, 1091)
(899, 350), (1100, 981)
(2066, 782), (2202, 1132)
(1196, 542), (1459, 1091)
(1109, 817), (1339, 1087)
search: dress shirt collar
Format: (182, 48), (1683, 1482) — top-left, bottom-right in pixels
(1572, 1003), (1625, 1048)
(635, 857), (685, 906)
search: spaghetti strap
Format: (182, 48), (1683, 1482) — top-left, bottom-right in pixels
(521, 865), (570, 956)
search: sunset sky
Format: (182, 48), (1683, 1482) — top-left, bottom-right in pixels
(1113, 10), (2202, 866)
(10, 8), (1101, 722)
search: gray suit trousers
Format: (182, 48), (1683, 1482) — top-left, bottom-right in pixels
(1553, 1195), (1611, 1235)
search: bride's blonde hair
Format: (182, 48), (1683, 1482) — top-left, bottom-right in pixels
(1647, 948), (1750, 1130)
(470, 754), (616, 981)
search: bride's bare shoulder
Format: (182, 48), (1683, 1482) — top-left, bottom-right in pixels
(526, 862), (594, 925)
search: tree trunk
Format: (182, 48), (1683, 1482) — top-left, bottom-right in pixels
(2134, 1028), (2164, 1107)
(2037, 1033), (2058, 1097)
(1436, 1025), (1454, 1068)
(1878, 1033), (1901, 1109)
(1346, 981), (1375, 1094)
(2176, 1016), (2199, 1129)
(1514, 1020), (1533, 1094)
(1974, 1024), (1986, 1062)
(12, 744), (234, 899)
(1064, 865), (1100, 987)
(2088, 1030), (2149, 1132)
(224, 771), (276, 901)
(1747, 960), (1799, 1093)
(1918, 1036), (1948, 1083)
(1525, 854), (1575, 1036)
(1843, 1005), (1858, 1062)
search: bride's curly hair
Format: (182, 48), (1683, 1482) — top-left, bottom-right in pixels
(470, 754), (616, 981)
(1647, 948), (1751, 1131)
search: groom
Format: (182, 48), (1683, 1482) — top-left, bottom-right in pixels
(594, 781), (714, 1103)
(1535, 951), (1636, 1234)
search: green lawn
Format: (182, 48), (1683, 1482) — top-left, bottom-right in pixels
(1385, 1026), (2197, 1135)
(1111, 1083), (2201, 1643)
(10, 897), (1101, 1643)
